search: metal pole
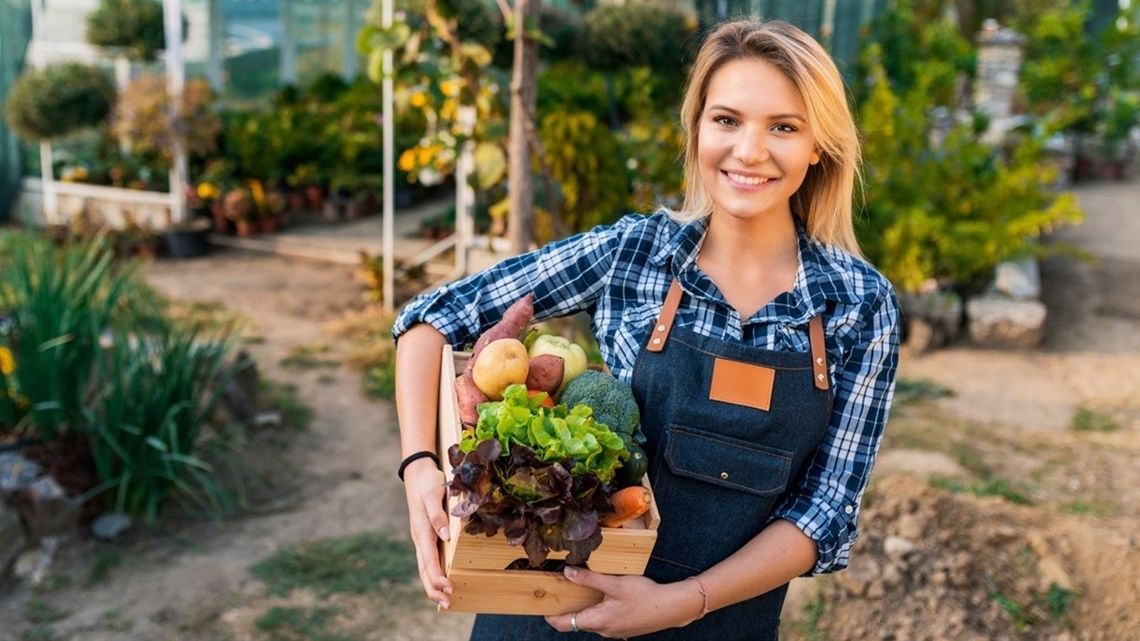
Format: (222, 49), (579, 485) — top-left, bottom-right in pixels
(281, 0), (296, 85)
(164, 0), (187, 224)
(382, 0), (395, 312)
(29, 0), (58, 225)
(207, 0), (224, 92)
(342, 0), (357, 80)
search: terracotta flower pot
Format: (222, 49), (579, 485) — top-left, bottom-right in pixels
(211, 204), (230, 234)
(258, 216), (280, 234)
(236, 220), (256, 238)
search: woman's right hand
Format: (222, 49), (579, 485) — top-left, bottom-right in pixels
(403, 458), (454, 608)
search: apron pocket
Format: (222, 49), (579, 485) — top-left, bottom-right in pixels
(664, 426), (793, 496)
(646, 425), (794, 575)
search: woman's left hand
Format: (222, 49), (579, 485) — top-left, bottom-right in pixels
(544, 566), (703, 638)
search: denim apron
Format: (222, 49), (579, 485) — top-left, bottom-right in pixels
(471, 278), (834, 640)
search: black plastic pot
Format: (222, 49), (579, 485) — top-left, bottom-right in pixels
(161, 221), (212, 258)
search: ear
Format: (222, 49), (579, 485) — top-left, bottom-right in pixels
(810, 151), (820, 165)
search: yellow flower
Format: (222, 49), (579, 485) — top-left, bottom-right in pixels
(398, 149), (417, 172)
(0, 345), (14, 376)
(415, 145), (436, 165)
(440, 98), (458, 121)
(440, 80), (459, 97)
(197, 182), (219, 200)
(409, 91), (429, 108)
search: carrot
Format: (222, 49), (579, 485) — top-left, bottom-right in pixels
(602, 486), (652, 528)
(463, 293), (535, 377)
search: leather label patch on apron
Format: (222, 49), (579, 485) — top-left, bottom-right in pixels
(708, 357), (775, 411)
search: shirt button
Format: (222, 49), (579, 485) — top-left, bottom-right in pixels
(844, 505), (854, 515)
(720, 472), (729, 480)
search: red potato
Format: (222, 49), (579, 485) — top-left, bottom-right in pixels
(455, 372), (488, 426)
(524, 354), (564, 395)
(462, 294), (535, 378)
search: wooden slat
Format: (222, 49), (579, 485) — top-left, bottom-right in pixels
(445, 568), (604, 615)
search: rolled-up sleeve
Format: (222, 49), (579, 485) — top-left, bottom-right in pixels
(391, 215), (640, 346)
(770, 281), (900, 575)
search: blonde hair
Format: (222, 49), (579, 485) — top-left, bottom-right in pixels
(674, 20), (863, 257)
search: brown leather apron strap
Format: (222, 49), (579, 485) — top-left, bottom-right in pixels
(808, 314), (829, 391)
(646, 279), (683, 353)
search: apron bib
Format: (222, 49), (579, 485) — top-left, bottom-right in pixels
(471, 279), (834, 641)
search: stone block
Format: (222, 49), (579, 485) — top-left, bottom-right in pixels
(994, 258), (1041, 300)
(966, 295), (1047, 347)
(14, 476), (79, 542)
(1, 501), (26, 575)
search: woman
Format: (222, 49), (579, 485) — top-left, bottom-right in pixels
(393, 20), (899, 640)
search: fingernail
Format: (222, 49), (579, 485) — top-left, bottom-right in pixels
(438, 600), (450, 609)
(565, 566), (578, 579)
(443, 585), (453, 594)
(438, 526), (450, 540)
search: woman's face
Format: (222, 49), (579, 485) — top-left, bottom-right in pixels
(697, 57), (819, 225)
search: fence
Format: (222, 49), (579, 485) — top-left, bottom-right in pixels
(0, 0), (33, 222)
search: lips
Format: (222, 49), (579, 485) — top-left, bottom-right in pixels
(722, 170), (777, 187)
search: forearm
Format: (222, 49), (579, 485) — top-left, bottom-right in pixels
(394, 323), (448, 459)
(697, 518), (818, 613)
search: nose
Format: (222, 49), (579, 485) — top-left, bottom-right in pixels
(733, 127), (769, 165)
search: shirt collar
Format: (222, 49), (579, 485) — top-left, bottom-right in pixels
(649, 213), (861, 313)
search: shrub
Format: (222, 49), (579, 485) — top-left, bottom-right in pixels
(856, 45), (1084, 293)
(111, 74), (221, 161)
(583, 3), (693, 73)
(536, 110), (630, 237)
(3, 63), (115, 142)
(85, 0), (169, 61)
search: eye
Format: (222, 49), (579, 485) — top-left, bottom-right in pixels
(712, 115), (738, 127)
(772, 123), (798, 133)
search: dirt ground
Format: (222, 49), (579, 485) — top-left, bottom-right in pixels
(0, 178), (1138, 640)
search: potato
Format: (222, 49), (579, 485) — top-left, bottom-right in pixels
(471, 338), (530, 400)
(525, 354), (564, 395)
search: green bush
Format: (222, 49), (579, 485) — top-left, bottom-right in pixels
(536, 110), (630, 237)
(856, 45), (1084, 293)
(582, 3), (693, 73)
(2, 63), (115, 142)
(398, 0), (502, 51)
(0, 232), (161, 440)
(85, 0), (169, 61)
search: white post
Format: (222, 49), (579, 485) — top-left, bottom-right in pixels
(821, 0), (837, 49)
(382, 0), (395, 312)
(114, 56), (131, 91)
(164, 0), (187, 224)
(207, 0), (224, 92)
(29, 0), (58, 225)
(456, 143), (475, 276)
(342, 0), (357, 80)
(281, 0), (296, 84)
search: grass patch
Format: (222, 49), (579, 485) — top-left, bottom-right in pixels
(1044, 582), (1078, 621)
(251, 531), (417, 597)
(261, 380), (313, 430)
(254, 606), (357, 641)
(364, 359), (396, 400)
(23, 599), (65, 624)
(86, 549), (123, 586)
(988, 587), (1035, 630)
(948, 442), (991, 477)
(19, 626), (55, 641)
(1059, 500), (1116, 516)
(893, 377), (954, 406)
(1069, 405), (1119, 432)
(789, 587), (829, 641)
(101, 608), (133, 631)
(34, 574), (72, 593)
(929, 475), (1033, 505)
(280, 342), (340, 369)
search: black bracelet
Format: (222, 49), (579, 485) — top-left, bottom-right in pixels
(398, 451), (441, 482)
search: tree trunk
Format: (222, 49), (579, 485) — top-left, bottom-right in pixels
(508, 0), (541, 255)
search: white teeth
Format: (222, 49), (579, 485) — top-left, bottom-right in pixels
(725, 172), (772, 186)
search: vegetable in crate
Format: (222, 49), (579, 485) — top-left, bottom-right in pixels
(528, 334), (588, 390)
(560, 370), (647, 449)
(448, 384), (631, 567)
(456, 294), (535, 423)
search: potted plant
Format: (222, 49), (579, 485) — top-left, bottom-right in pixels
(223, 187), (256, 237)
(3, 62), (115, 142)
(287, 163), (324, 211)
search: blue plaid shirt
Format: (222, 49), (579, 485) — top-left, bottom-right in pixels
(393, 211), (900, 576)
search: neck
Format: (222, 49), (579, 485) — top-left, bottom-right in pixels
(700, 210), (799, 272)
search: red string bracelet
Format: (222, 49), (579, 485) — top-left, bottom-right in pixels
(685, 575), (711, 620)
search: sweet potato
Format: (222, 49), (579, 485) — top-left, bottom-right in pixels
(455, 372), (488, 426)
(463, 293), (535, 377)
(525, 354), (564, 395)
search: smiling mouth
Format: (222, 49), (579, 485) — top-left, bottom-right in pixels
(723, 171), (776, 187)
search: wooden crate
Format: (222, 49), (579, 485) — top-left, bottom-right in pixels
(437, 344), (660, 615)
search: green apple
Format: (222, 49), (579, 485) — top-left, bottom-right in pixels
(528, 335), (588, 389)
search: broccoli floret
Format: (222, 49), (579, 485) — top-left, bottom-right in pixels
(559, 370), (641, 437)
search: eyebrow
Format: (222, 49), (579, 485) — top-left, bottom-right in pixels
(706, 104), (807, 123)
